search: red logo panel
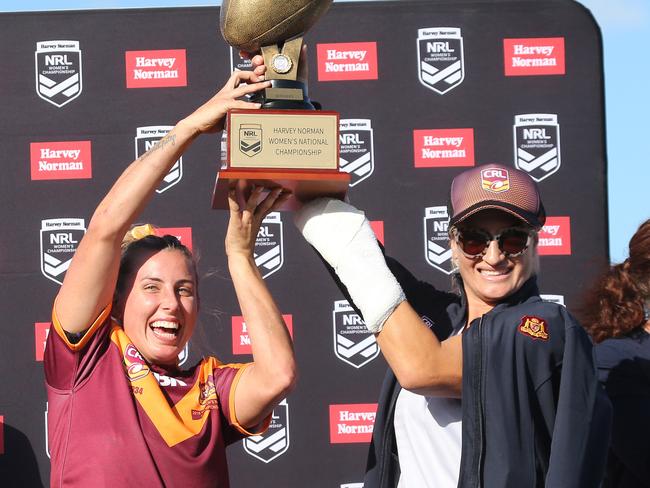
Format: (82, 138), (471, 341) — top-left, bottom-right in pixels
(413, 129), (474, 167)
(125, 49), (187, 88)
(317, 42), (378, 81)
(329, 403), (377, 444)
(504, 38), (565, 76)
(35, 322), (50, 362)
(30, 141), (92, 180)
(232, 315), (294, 355)
(155, 227), (193, 251)
(538, 216), (571, 255)
(370, 221), (384, 245)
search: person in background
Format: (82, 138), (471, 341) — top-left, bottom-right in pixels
(582, 219), (650, 488)
(44, 69), (296, 487)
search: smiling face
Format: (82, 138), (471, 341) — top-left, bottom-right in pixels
(451, 209), (538, 318)
(115, 248), (198, 367)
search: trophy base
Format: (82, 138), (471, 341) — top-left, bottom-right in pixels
(212, 168), (351, 211)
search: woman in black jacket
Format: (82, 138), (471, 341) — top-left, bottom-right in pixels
(296, 163), (611, 488)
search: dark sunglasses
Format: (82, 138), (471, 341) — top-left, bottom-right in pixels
(453, 227), (534, 258)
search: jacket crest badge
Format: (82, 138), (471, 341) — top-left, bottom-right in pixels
(518, 315), (549, 340)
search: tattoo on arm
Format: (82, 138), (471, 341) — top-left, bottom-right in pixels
(138, 132), (177, 161)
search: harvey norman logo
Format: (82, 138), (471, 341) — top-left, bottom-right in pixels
(538, 216), (571, 255)
(504, 38), (565, 76)
(30, 141), (92, 180)
(125, 49), (187, 88)
(154, 227), (193, 251)
(317, 42), (378, 81)
(413, 129), (474, 167)
(35, 40), (82, 108)
(35, 322), (50, 361)
(232, 315), (294, 355)
(329, 404), (377, 444)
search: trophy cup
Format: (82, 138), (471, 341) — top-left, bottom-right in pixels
(212, 0), (350, 210)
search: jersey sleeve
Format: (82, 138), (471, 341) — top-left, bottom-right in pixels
(213, 363), (272, 445)
(44, 300), (113, 391)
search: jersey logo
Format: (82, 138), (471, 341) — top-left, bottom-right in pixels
(124, 343), (151, 381)
(192, 375), (219, 420)
(518, 315), (549, 341)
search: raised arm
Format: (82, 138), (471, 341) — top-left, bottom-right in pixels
(55, 71), (270, 334)
(225, 187), (297, 428)
(295, 198), (462, 397)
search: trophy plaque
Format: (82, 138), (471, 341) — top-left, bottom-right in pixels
(212, 0), (350, 210)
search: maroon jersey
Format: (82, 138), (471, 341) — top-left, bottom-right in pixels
(44, 303), (268, 488)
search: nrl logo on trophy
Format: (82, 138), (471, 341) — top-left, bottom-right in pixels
(423, 206), (453, 275)
(35, 40), (83, 108)
(214, 0), (350, 210)
(243, 399), (290, 463)
(239, 124), (263, 157)
(513, 113), (561, 182)
(417, 28), (465, 95)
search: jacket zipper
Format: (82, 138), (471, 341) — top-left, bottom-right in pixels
(476, 315), (485, 488)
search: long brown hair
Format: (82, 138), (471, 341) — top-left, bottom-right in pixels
(582, 219), (650, 343)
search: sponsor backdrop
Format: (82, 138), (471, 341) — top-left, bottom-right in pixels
(0, 0), (606, 486)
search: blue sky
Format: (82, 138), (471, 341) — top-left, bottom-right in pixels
(2, 0), (648, 263)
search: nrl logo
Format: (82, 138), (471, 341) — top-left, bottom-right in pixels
(417, 27), (465, 95)
(513, 114), (561, 182)
(35, 40), (83, 108)
(135, 126), (183, 193)
(40, 218), (85, 285)
(423, 206), (453, 275)
(229, 46), (253, 72)
(239, 124), (263, 157)
(339, 119), (374, 187)
(332, 300), (379, 369)
(243, 399), (290, 463)
(254, 212), (284, 279)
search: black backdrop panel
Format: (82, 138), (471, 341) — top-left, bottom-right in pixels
(0, 1), (606, 486)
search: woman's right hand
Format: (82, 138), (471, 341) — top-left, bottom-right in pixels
(179, 70), (270, 135)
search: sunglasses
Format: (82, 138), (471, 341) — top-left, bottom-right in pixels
(453, 227), (534, 258)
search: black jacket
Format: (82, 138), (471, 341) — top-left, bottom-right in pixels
(331, 257), (612, 488)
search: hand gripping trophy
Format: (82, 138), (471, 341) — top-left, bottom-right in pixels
(213, 0), (350, 210)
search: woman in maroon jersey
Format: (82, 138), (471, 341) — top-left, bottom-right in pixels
(44, 69), (296, 487)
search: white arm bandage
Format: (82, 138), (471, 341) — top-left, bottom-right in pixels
(294, 198), (405, 333)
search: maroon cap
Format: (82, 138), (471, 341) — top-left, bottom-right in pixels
(449, 164), (546, 228)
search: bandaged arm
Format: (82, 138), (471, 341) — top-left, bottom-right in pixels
(295, 198), (462, 396)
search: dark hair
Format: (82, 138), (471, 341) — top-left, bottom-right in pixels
(115, 232), (197, 298)
(581, 219), (650, 343)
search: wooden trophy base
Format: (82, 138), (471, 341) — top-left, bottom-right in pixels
(212, 168), (351, 211)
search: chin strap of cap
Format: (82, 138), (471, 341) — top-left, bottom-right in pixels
(294, 198), (405, 334)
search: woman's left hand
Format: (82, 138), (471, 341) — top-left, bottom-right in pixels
(225, 185), (290, 258)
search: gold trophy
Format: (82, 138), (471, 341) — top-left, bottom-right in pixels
(212, 0), (350, 210)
